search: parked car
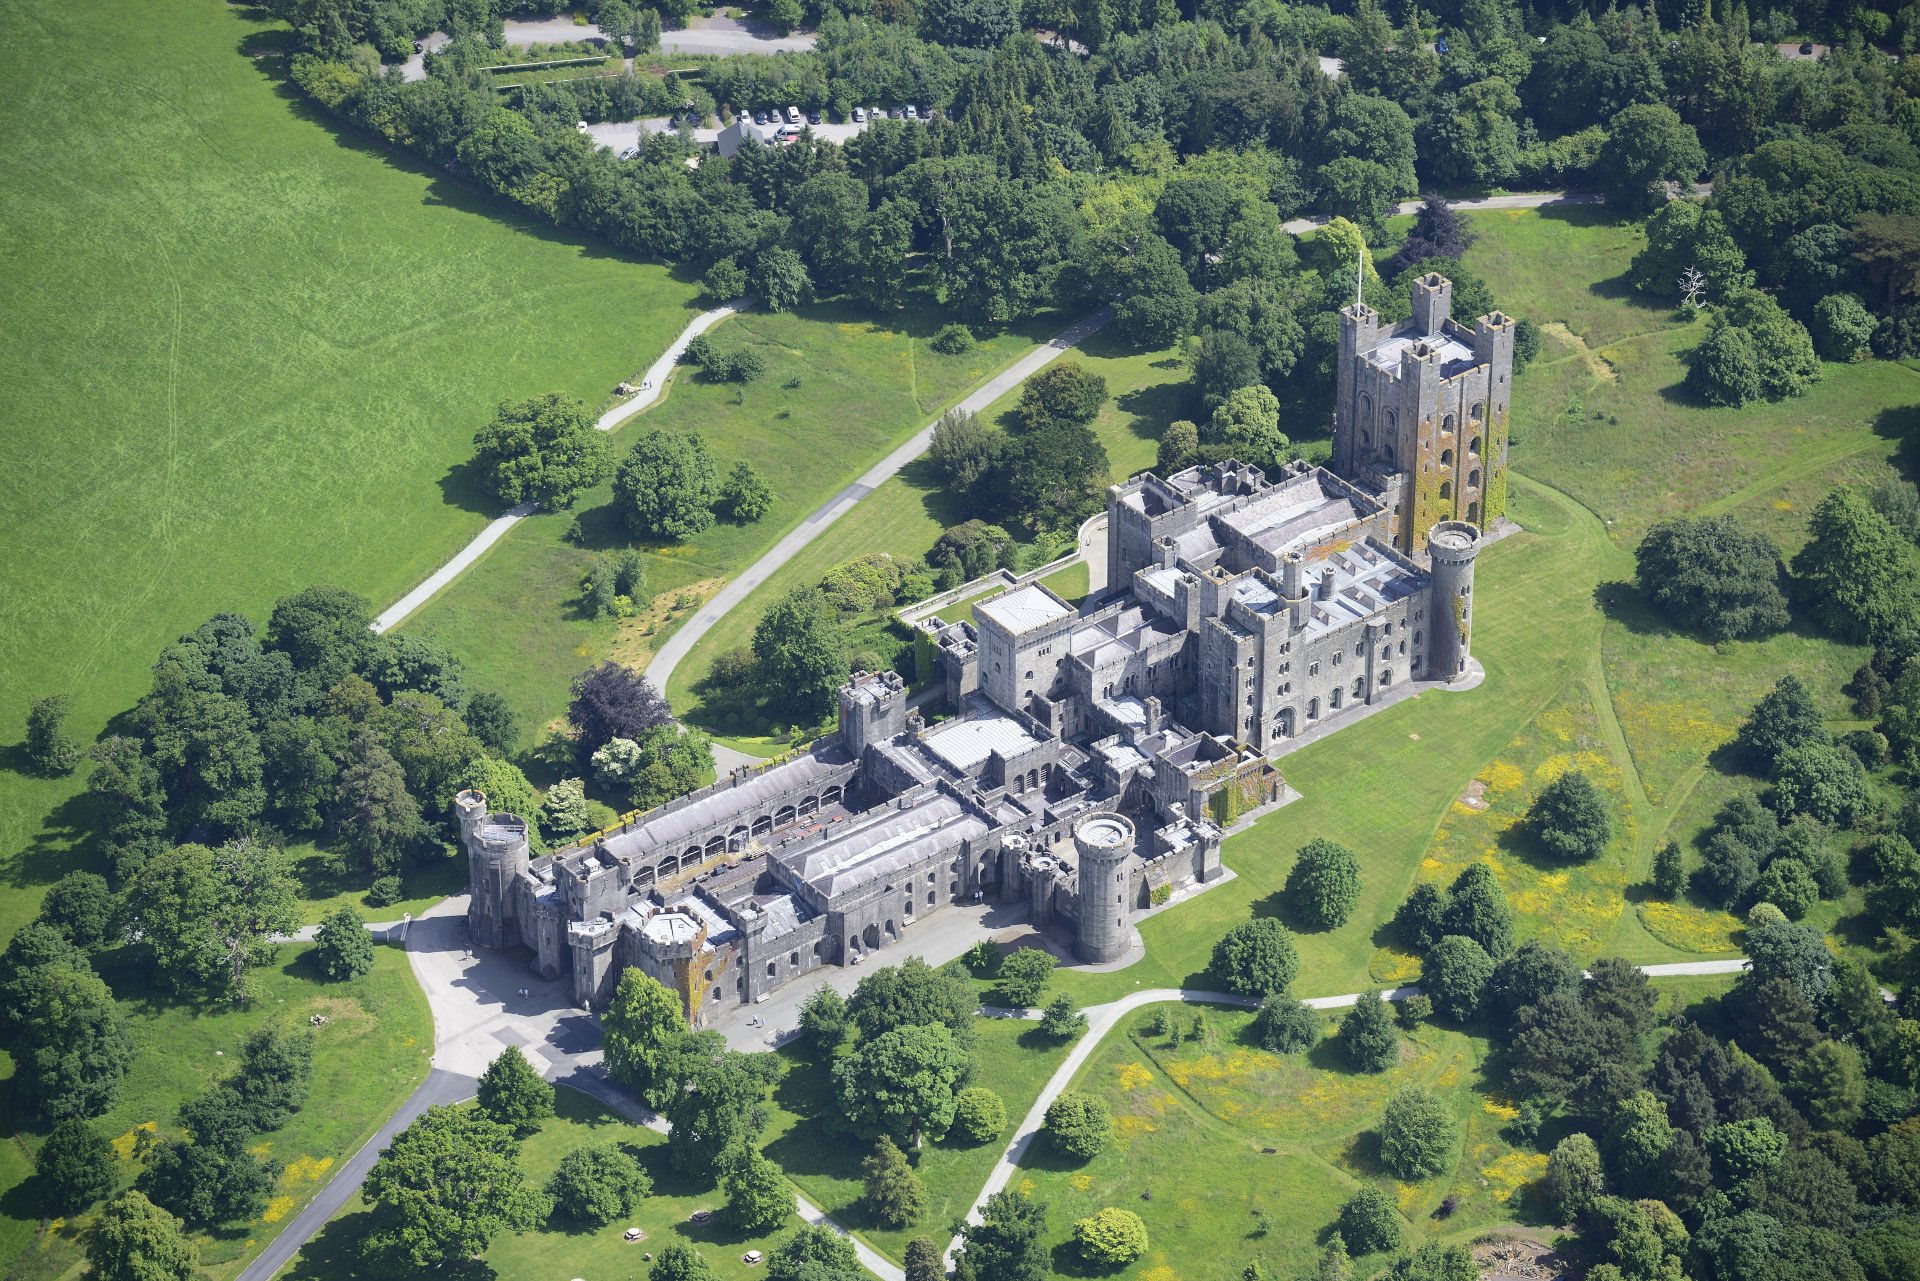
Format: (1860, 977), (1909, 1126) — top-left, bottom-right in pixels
(806, 108), (821, 124)
(785, 105), (801, 123)
(851, 105), (866, 122)
(753, 109), (768, 125)
(888, 106), (902, 118)
(618, 146), (638, 159)
(412, 40), (423, 53)
(904, 104), (918, 119)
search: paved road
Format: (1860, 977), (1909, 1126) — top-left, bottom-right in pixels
(369, 299), (744, 635)
(643, 306), (1112, 697)
(943, 957), (1752, 1268)
(504, 13), (817, 54)
(1280, 188), (1605, 235)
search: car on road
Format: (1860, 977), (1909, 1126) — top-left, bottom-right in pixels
(851, 105), (866, 122)
(904, 104), (917, 119)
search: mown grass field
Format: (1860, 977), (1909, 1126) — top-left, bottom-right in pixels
(400, 300), (1054, 754)
(15, 943), (431, 1281)
(0, 0), (705, 944)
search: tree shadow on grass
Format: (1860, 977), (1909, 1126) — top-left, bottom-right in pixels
(1048, 1240), (1128, 1278)
(1874, 403), (1920, 481)
(437, 456), (498, 519)
(1592, 579), (1672, 638)
(1113, 380), (1188, 450)
(0, 790), (99, 891)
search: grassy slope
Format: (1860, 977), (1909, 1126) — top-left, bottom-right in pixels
(399, 301), (1054, 751)
(0, 0), (702, 944)
(20, 944), (432, 1281)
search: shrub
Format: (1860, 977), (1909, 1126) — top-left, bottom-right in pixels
(1812, 293), (1875, 361)
(951, 1087), (1007, 1144)
(1396, 993), (1433, 1028)
(365, 876), (403, 908)
(1544, 1133), (1606, 1220)
(1425, 935), (1495, 1021)
(1208, 918), (1298, 996)
(1844, 728), (1888, 767)
(930, 323), (974, 354)
(1284, 838), (1362, 929)
(702, 255), (747, 301)
(1379, 1086), (1457, 1180)
(1045, 1091), (1112, 1161)
(1039, 993), (1087, 1042)
(314, 907), (376, 981)
(545, 1142), (650, 1225)
(1252, 994), (1321, 1053)
(1337, 1183), (1402, 1254)
(719, 460), (774, 523)
(24, 694), (81, 774)
(1747, 901), (1788, 928)
(1073, 1207), (1148, 1267)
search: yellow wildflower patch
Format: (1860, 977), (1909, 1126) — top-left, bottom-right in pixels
(1142, 1266), (1180, 1281)
(1480, 1151), (1547, 1204)
(42, 1218), (63, 1244)
(282, 1155), (335, 1186)
(1017, 1177), (1036, 1197)
(1480, 761), (1525, 795)
(261, 1195), (297, 1224)
(1395, 1182), (1424, 1215)
(1116, 1062), (1153, 1091)
(1070, 1174), (1094, 1192)
(1481, 1095), (1520, 1122)
(1370, 945), (1423, 984)
(110, 1122), (157, 1162)
(1773, 498), (1793, 510)
(1115, 1116), (1158, 1140)
(247, 1141), (272, 1158)
(1636, 900), (1738, 954)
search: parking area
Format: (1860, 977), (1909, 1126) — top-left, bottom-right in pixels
(584, 111), (924, 154)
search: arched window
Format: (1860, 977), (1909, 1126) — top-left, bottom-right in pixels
(1468, 468), (1481, 489)
(1442, 413), (1455, 435)
(1439, 480), (1453, 501)
(1353, 677), (1365, 697)
(1468, 501), (1481, 525)
(1414, 630), (1422, 645)
(1468, 435), (1481, 456)
(1469, 401), (1484, 422)
(1440, 448), (1453, 466)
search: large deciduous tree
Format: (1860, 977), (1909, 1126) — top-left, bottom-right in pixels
(602, 968), (685, 1092)
(128, 839), (299, 999)
(567, 662), (670, 755)
(1208, 918), (1299, 996)
(360, 1105), (544, 1272)
(86, 1192), (199, 1281)
(835, 1022), (969, 1150)
(1792, 489), (1917, 643)
(750, 587), (847, 723)
(613, 429), (719, 541)
(1633, 515), (1789, 641)
(1379, 1086), (1456, 1180)
(1594, 105), (1707, 215)
(471, 392), (612, 511)
(476, 1045), (554, 1135)
(1285, 838), (1362, 929)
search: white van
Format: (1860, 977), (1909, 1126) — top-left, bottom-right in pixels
(785, 105), (801, 124)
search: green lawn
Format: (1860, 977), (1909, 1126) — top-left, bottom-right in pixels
(401, 300), (1059, 753)
(0, 0), (705, 945)
(284, 1089), (785, 1281)
(761, 1015), (1073, 1266)
(18, 943), (431, 1281)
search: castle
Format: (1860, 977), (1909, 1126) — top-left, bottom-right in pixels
(457, 272), (1509, 1027)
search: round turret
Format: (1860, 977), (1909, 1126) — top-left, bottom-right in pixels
(461, 789), (532, 951)
(1426, 520), (1481, 682)
(1074, 814), (1135, 964)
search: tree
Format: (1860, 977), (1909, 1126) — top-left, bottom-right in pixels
(955, 1188), (1048, 1281)
(862, 1136), (927, 1228)
(541, 776), (592, 841)
(1317, 157), (1403, 232)
(265, 584), (374, 684)
(361, 1105), (544, 1272)
(602, 968), (684, 1092)
(1794, 488), (1917, 643)
(36, 1119), (114, 1214)
(848, 956), (977, 1048)
(1336, 1183), (1402, 1254)
(904, 1235), (944, 1281)
(719, 1144), (790, 1234)
(1688, 324), (1764, 407)
(1530, 770), (1613, 861)
(568, 662), (670, 754)
(836, 1023), (968, 1150)
(1485, 940), (1583, 1032)
(1112, 235), (1197, 347)
(477, 1045), (554, 1135)
(929, 409), (998, 498)
(1044, 1091), (1112, 1161)
(1627, 201), (1753, 304)
(649, 1242), (721, 1281)
(1737, 675), (1829, 771)
(952, 1087), (1007, 1144)
(1286, 839), (1362, 929)
(614, 429), (718, 540)
(471, 392), (612, 511)
(1770, 743), (1869, 826)
(314, 906), (375, 981)
(1203, 384), (1288, 470)
(1039, 993), (1087, 1042)
(1440, 864), (1514, 959)
(86, 736), (168, 882)
(1425, 935), (1494, 1022)
(1652, 841), (1686, 900)
(1704, 1117), (1786, 1184)
(769, 1224), (861, 1281)
(1208, 918), (1298, 996)
(1634, 515), (1789, 642)
(657, 1036), (777, 1183)
(546, 1141), (649, 1226)
(462, 689), (519, 754)
(1383, 1243), (1476, 1281)
(126, 839), (298, 999)
(137, 1120), (279, 1227)
(996, 948), (1054, 1007)
(1157, 420), (1200, 475)
(1073, 1207), (1147, 1267)
(798, 983), (849, 1053)
(1791, 1039), (1866, 1131)
(1544, 1133), (1606, 1220)
(37, 871), (116, 952)
(1341, 990), (1400, 1072)
(332, 730), (422, 876)
(751, 587), (846, 723)
(1812, 293), (1876, 361)
(1253, 994), (1321, 1054)
(1379, 1086), (1456, 1180)
(24, 693), (81, 774)
(749, 247), (811, 312)
(994, 415), (1109, 531)
(1606, 1091), (1675, 1195)
(1390, 192), (1474, 273)
(719, 461), (774, 524)
(1191, 329), (1262, 411)
(86, 1192), (198, 1281)
(1017, 363), (1108, 432)
(1594, 105), (1706, 215)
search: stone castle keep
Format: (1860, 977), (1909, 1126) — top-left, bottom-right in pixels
(459, 273), (1508, 1026)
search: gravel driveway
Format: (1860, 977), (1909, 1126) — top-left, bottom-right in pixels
(505, 13), (816, 54)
